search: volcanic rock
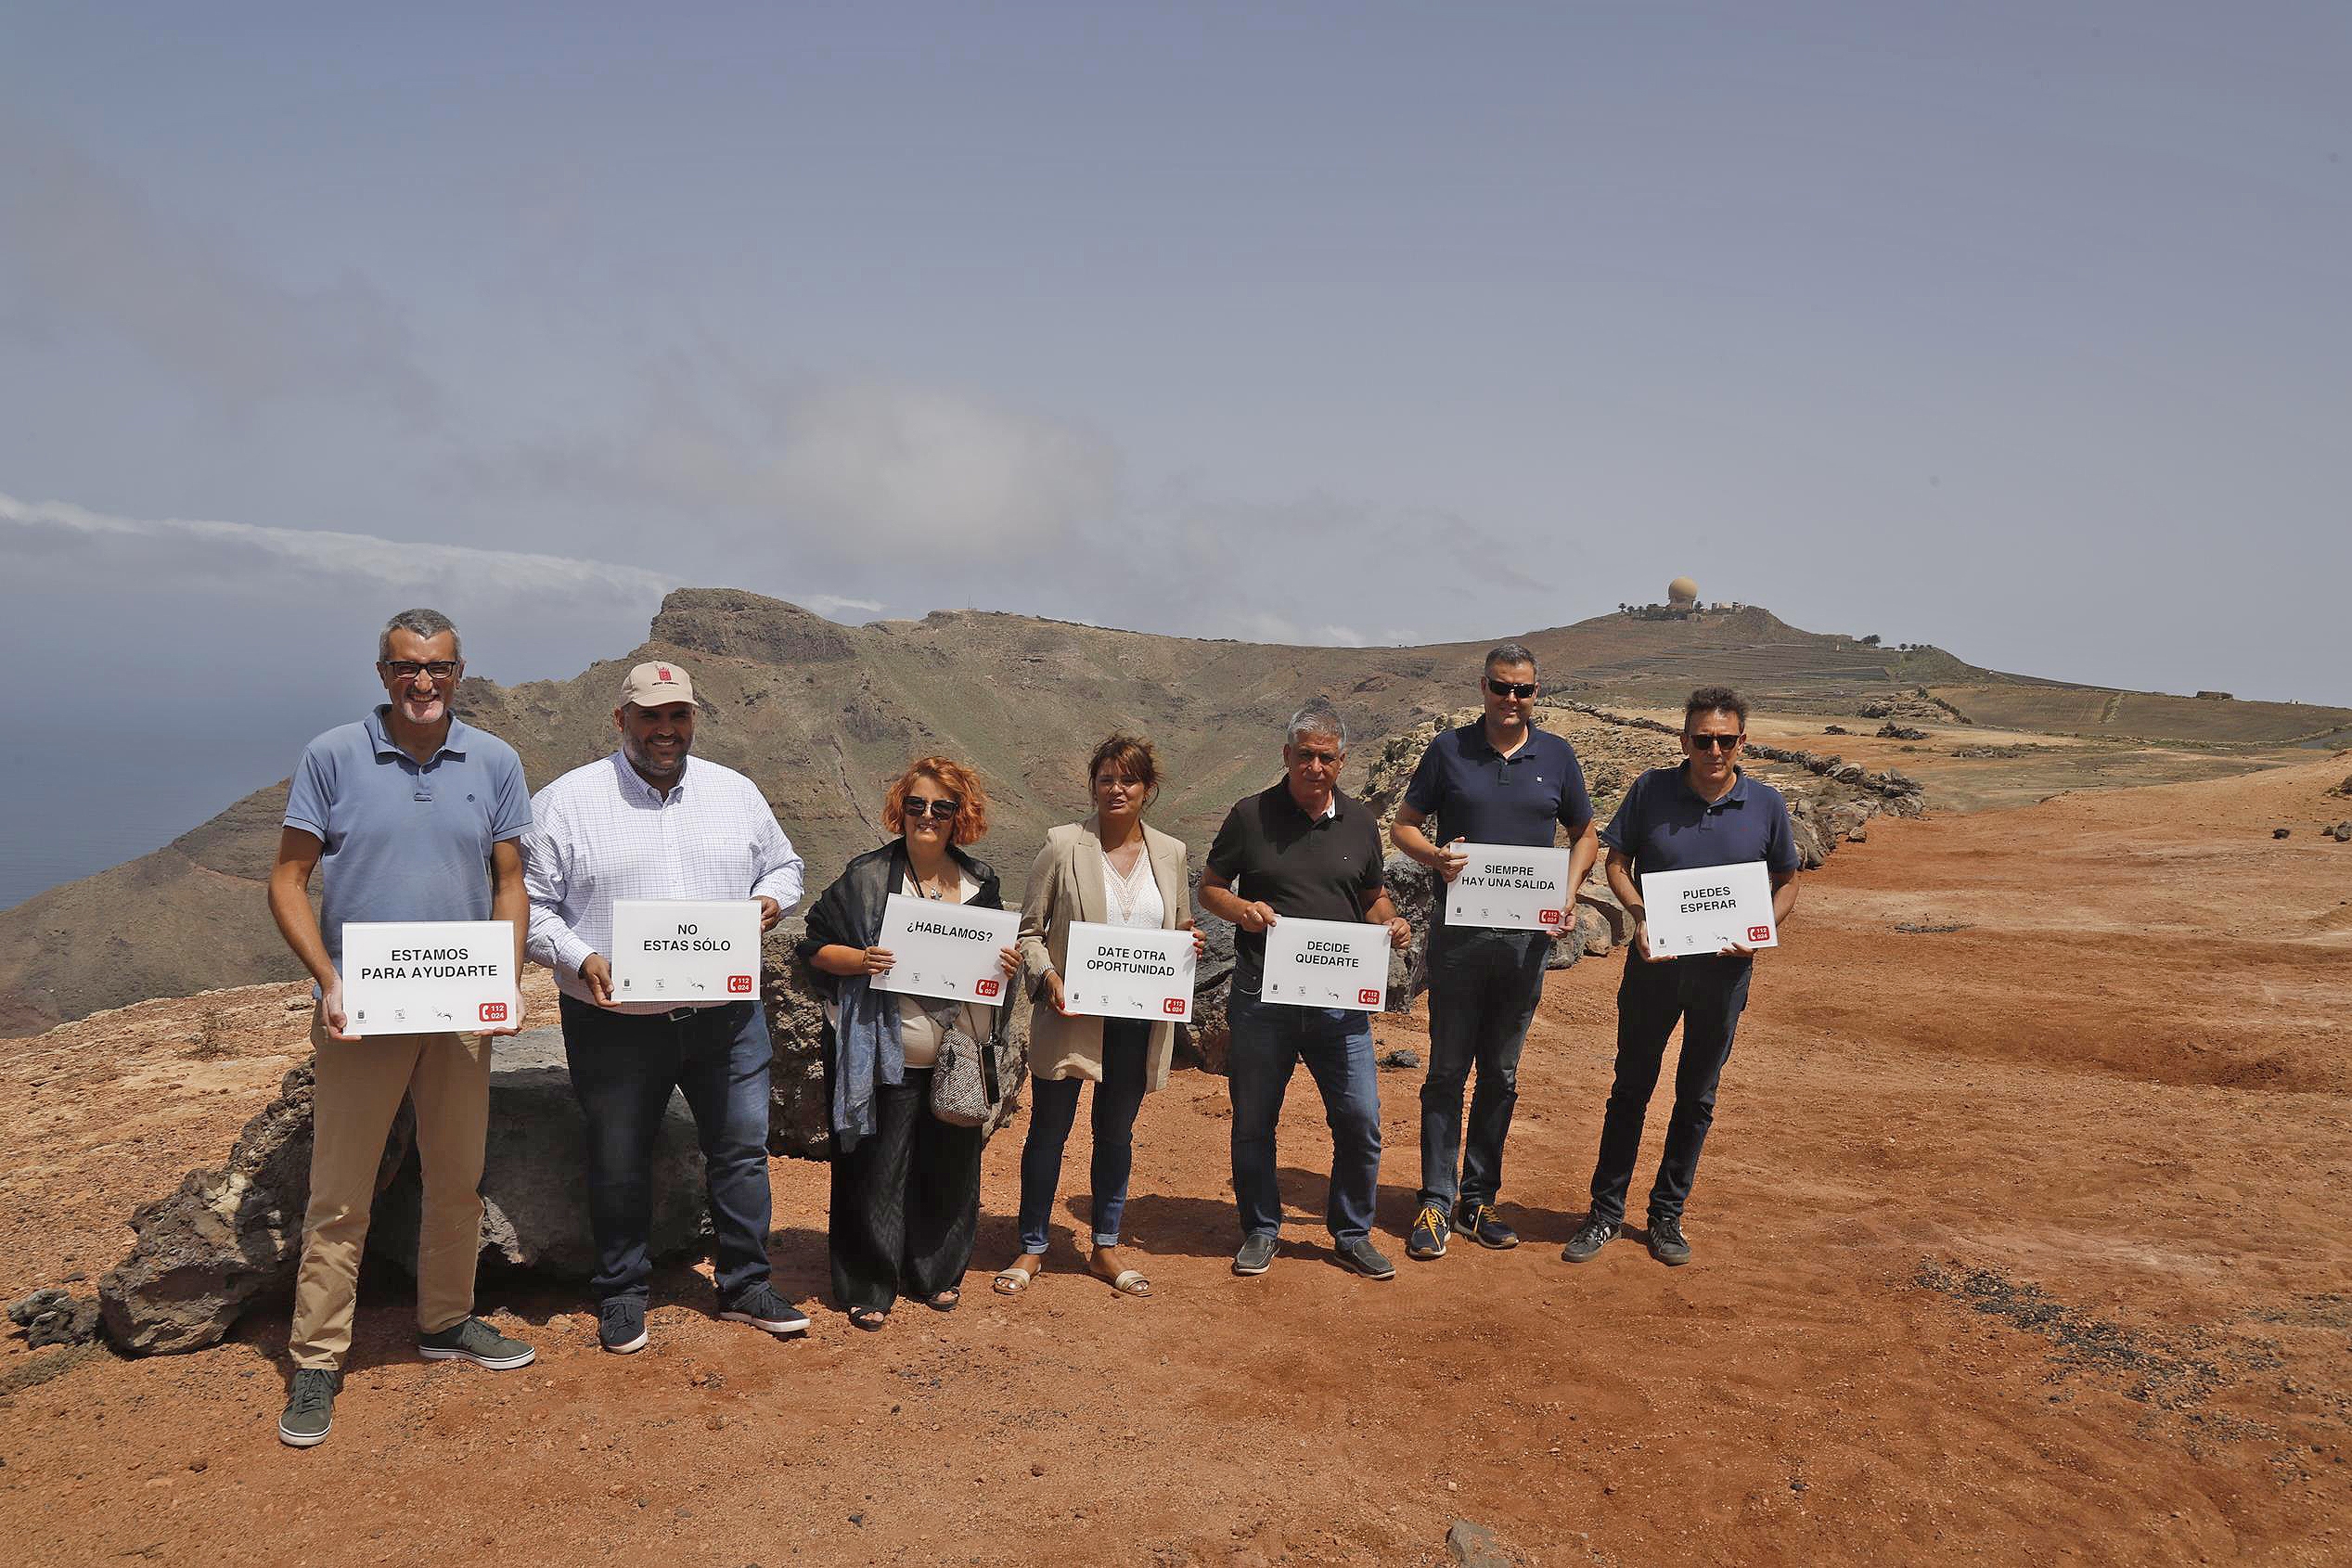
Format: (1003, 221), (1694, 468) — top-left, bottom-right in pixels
(366, 1029), (710, 1280)
(1179, 893), (1239, 1073)
(99, 1065), (413, 1355)
(762, 920), (833, 1159)
(8, 1288), (100, 1349)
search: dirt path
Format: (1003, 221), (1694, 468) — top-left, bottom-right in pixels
(2, 761), (2348, 1565)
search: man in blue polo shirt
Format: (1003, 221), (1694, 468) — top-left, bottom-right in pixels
(1562, 685), (1799, 1268)
(1392, 643), (1598, 1261)
(264, 608), (534, 1448)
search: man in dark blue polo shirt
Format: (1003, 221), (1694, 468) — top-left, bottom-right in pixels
(264, 609), (534, 1447)
(1562, 685), (1800, 1268)
(1200, 699), (1414, 1280)
(1392, 643), (1598, 1261)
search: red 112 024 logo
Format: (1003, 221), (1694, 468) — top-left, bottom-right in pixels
(974, 978), (1001, 998)
(1357, 988), (1380, 1006)
(478, 1001), (508, 1023)
(1747, 925), (1771, 944)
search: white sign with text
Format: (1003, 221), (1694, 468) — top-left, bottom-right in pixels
(1639, 862), (1780, 958)
(871, 893), (1021, 1006)
(610, 899), (764, 1003)
(342, 920), (515, 1037)
(1443, 842), (1574, 932)
(1259, 915), (1389, 1012)
(1062, 920), (1196, 1022)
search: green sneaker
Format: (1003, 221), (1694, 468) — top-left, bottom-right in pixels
(278, 1368), (337, 1448)
(418, 1317), (536, 1369)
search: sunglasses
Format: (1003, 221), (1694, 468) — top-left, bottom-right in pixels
(382, 660), (459, 681)
(1485, 678), (1538, 699)
(904, 798), (961, 820)
(1686, 733), (1742, 752)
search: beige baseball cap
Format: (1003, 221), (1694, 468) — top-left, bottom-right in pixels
(619, 660), (697, 708)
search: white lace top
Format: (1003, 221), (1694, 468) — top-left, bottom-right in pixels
(1099, 843), (1165, 930)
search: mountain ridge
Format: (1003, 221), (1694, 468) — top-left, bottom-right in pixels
(6, 586), (2344, 1037)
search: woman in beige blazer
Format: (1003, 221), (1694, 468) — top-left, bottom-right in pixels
(994, 736), (1200, 1299)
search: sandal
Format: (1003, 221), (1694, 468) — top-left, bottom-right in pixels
(1091, 1247), (1152, 1298)
(924, 1288), (961, 1313)
(848, 1306), (888, 1331)
(992, 1265), (1036, 1296)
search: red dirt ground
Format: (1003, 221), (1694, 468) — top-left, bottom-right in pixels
(2, 757), (2348, 1565)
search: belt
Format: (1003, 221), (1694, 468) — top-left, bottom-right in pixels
(659, 1005), (700, 1023)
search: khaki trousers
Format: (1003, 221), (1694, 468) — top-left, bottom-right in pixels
(289, 1020), (492, 1370)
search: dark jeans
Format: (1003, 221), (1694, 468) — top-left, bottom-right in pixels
(1227, 989), (1382, 1244)
(1587, 952), (1754, 1226)
(829, 1069), (983, 1311)
(1018, 1019), (1150, 1253)
(559, 996), (776, 1304)
(1419, 926), (1549, 1212)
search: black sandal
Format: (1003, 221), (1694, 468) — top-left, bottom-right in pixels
(848, 1306), (888, 1331)
(924, 1288), (960, 1313)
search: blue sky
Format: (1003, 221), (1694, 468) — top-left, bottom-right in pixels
(3, 3), (2347, 902)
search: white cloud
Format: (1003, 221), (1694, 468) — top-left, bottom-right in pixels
(0, 493), (882, 629)
(1216, 610), (1369, 648)
(766, 384), (1117, 553)
(496, 379), (1120, 567)
(1, 493), (677, 601)
(796, 592), (885, 621)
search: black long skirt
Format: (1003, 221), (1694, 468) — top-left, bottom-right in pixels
(829, 1069), (984, 1312)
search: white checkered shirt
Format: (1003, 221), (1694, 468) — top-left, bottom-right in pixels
(523, 752), (805, 1011)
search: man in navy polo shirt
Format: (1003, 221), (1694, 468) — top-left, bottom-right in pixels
(1392, 643), (1598, 1261)
(1562, 685), (1800, 1268)
(265, 609), (534, 1448)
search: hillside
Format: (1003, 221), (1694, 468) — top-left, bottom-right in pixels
(6, 588), (2346, 1036)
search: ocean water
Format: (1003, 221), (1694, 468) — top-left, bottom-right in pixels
(2, 727), (316, 913)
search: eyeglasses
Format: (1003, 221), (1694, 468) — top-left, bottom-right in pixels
(904, 798), (961, 820)
(381, 661), (459, 681)
(1686, 733), (1743, 752)
(1291, 748), (1342, 767)
(1094, 777), (1147, 793)
(1485, 678), (1538, 700)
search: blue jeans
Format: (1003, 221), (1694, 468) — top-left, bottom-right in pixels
(1017, 1019), (1150, 1253)
(1587, 953), (1753, 1226)
(1226, 989), (1382, 1244)
(560, 996), (776, 1304)
(1419, 926), (1549, 1212)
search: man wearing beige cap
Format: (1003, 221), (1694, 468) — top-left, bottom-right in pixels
(522, 660), (808, 1354)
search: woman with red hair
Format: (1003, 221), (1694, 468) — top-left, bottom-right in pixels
(800, 755), (1018, 1330)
